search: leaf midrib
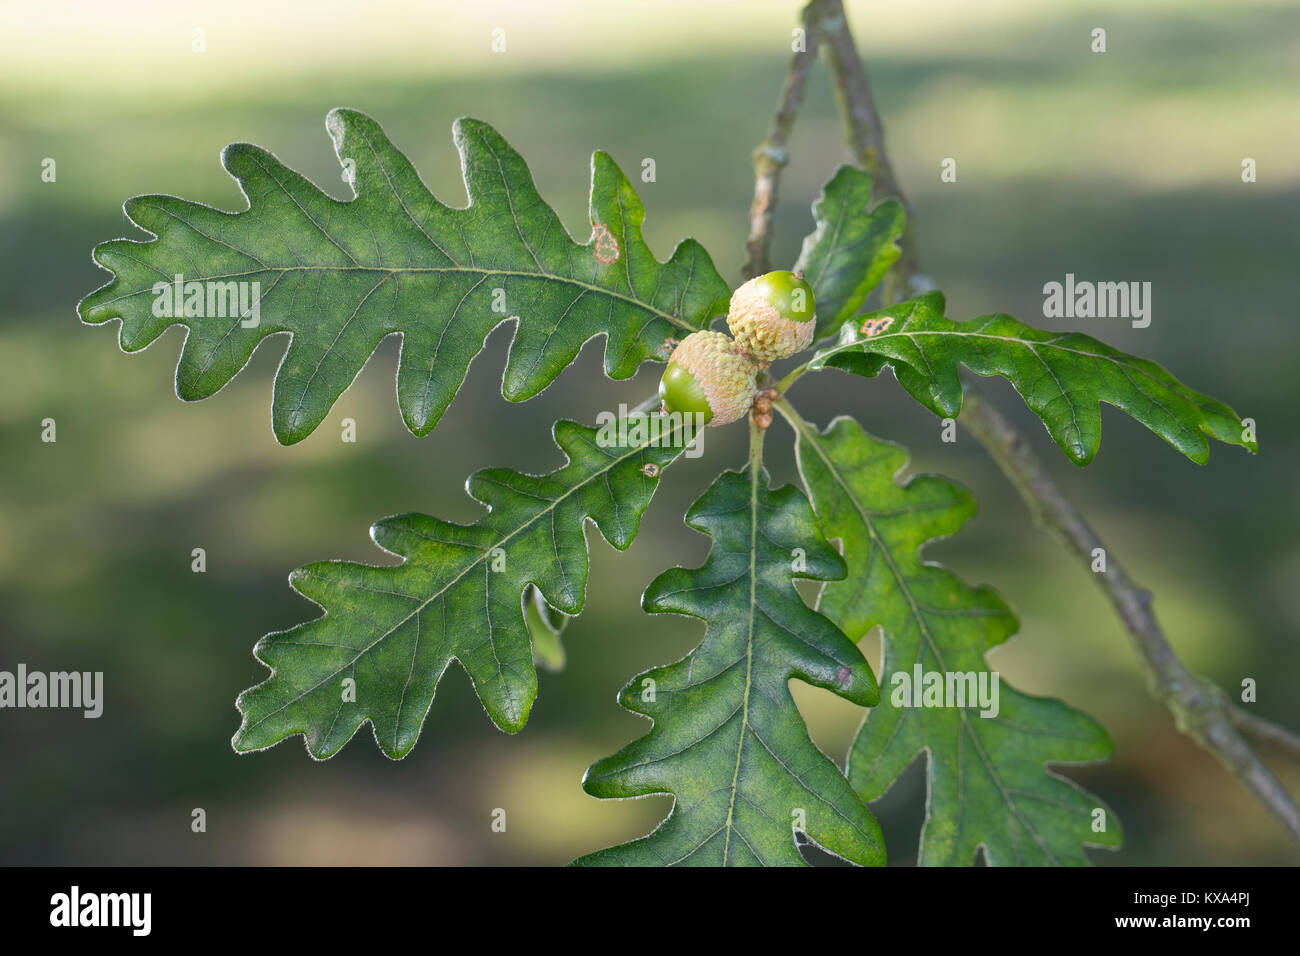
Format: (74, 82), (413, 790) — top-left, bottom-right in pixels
(721, 458), (761, 866)
(93, 263), (698, 333)
(814, 326), (1195, 405)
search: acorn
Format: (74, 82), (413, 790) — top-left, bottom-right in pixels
(727, 270), (816, 362)
(658, 330), (758, 427)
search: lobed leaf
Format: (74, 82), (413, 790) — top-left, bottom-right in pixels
(793, 165), (904, 341)
(233, 414), (694, 759)
(575, 465), (885, 866)
(80, 109), (730, 444)
(791, 413), (1122, 865)
(811, 291), (1255, 465)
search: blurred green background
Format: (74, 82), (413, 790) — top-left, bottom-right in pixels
(1, 0), (1297, 865)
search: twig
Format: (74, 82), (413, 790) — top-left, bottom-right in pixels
(1229, 700), (1300, 760)
(959, 393), (1300, 842)
(808, 0), (926, 304)
(772, 0), (1300, 844)
(743, 4), (824, 279)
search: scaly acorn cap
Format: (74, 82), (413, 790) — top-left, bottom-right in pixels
(658, 330), (758, 427)
(726, 270), (816, 363)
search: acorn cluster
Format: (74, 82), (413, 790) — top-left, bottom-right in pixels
(658, 270), (815, 427)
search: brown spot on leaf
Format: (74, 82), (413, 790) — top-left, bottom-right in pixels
(861, 316), (895, 337)
(592, 222), (620, 265)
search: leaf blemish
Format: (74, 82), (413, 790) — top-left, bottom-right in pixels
(592, 222), (620, 264)
(861, 315), (894, 337)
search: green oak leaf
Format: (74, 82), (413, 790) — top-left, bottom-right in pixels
(575, 465), (885, 866)
(793, 165), (904, 340)
(233, 414), (694, 758)
(524, 584), (569, 672)
(810, 291), (1255, 465)
(790, 412), (1122, 865)
(79, 109), (730, 444)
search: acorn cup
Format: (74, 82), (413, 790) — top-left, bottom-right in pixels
(727, 270), (817, 363)
(658, 330), (759, 427)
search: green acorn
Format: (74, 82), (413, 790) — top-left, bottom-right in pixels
(726, 270), (816, 363)
(658, 330), (758, 427)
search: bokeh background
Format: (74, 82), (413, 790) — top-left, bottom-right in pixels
(1, 0), (1297, 865)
